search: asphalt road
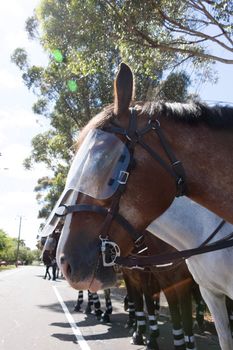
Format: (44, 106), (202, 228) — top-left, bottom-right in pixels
(0, 266), (221, 350)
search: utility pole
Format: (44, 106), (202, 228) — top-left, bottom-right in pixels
(15, 216), (22, 267)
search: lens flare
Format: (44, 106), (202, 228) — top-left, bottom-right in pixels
(52, 49), (63, 63)
(67, 80), (78, 92)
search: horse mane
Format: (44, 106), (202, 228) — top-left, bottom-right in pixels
(76, 101), (233, 150)
(141, 101), (233, 129)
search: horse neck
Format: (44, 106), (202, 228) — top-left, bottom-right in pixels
(162, 119), (233, 223)
(147, 197), (233, 251)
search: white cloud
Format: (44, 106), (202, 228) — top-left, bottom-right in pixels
(0, 190), (43, 249)
(0, 2), (25, 17)
(1, 143), (49, 179)
(0, 69), (22, 90)
(0, 108), (38, 129)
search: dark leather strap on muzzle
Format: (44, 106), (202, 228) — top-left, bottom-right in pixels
(56, 203), (143, 243)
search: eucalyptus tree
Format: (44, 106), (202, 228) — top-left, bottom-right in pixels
(12, 0), (214, 220)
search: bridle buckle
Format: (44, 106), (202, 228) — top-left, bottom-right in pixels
(99, 235), (120, 267)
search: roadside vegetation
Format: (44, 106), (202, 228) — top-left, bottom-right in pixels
(0, 228), (40, 267)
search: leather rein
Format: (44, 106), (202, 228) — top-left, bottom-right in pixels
(57, 108), (233, 268)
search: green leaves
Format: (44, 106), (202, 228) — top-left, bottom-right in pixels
(14, 0), (228, 223)
(0, 229), (35, 264)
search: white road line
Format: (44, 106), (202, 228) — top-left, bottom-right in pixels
(52, 285), (91, 350)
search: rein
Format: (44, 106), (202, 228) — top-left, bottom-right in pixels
(116, 230), (233, 268)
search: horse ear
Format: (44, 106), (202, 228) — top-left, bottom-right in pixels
(114, 63), (134, 116)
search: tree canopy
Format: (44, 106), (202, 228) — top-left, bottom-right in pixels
(0, 229), (37, 264)
(104, 0), (233, 64)
(12, 0), (231, 221)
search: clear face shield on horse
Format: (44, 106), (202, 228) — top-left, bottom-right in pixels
(40, 129), (130, 267)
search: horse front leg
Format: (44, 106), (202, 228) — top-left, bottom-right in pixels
(165, 289), (186, 350)
(226, 297), (233, 337)
(123, 273), (136, 329)
(178, 283), (196, 350)
(200, 287), (233, 350)
(74, 290), (84, 312)
(192, 283), (206, 333)
(101, 289), (112, 323)
(131, 289), (146, 346)
(91, 292), (103, 320)
(144, 293), (160, 350)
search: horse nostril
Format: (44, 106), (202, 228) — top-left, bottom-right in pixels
(60, 254), (66, 265)
(66, 263), (71, 277)
(59, 254), (72, 278)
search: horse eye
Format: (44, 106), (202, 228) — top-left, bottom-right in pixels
(119, 154), (126, 163)
(108, 178), (115, 186)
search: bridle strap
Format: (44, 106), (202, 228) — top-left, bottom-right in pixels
(57, 203), (143, 242)
(106, 108), (186, 196)
(199, 219), (226, 247)
(116, 234), (233, 268)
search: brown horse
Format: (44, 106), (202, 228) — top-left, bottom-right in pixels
(54, 62), (233, 292)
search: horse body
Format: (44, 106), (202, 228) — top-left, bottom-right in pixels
(148, 196), (233, 350)
(148, 197), (233, 298)
(151, 112), (233, 224)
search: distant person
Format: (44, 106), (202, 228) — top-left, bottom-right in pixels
(43, 250), (52, 280)
(51, 257), (57, 281)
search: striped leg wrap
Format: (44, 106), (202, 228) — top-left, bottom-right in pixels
(128, 302), (135, 317)
(172, 328), (185, 349)
(154, 299), (160, 311)
(91, 292), (102, 319)
(136, 311), (146, 334)
(77, 290), (84, 304)
(185, 335), (196, 350)
(74, 290), (84, 311)
(87, 290), (94, 306)
(92, 292), (101, 310)
(148, 314), (159, 337)
(105, 299), (113, 315)
(125, 301), (135, 328)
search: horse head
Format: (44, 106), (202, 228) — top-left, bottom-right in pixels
(55, 63), (179, 291)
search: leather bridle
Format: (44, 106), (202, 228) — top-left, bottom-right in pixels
(57, 107), (187, 266)
(57, 107), (233, 269)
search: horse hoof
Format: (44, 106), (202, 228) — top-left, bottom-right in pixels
(95, 310), (103, 321)
(146, 331), (160, 350)
(174, 345), (186, 350)
(74, 305), (81, 312)
(146, 342), (160, 350)
(131, 332), (144, 345)
(85, 306), (92, 314)
(124, 319), (135, 329)
(101, 314), (111, 323)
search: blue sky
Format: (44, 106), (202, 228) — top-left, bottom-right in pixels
(0, 1), (232, 249)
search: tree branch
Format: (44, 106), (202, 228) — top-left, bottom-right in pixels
(134, 28), (233, 64)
